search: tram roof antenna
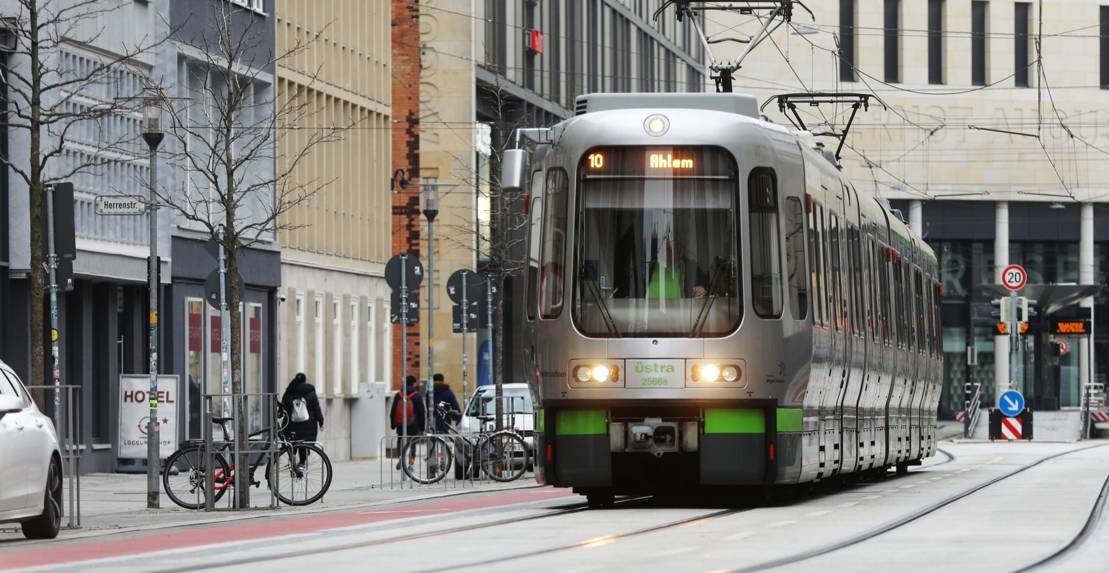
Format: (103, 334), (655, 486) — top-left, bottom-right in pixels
(760, 92), (885, 163)
(660, 1), (813, 93)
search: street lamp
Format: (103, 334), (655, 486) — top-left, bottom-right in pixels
(420, 182), (439, 435)
(142, 88), (164, 509)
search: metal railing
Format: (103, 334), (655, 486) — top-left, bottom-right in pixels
(200, 392), (282, 510)
(964, 382), (983, 439)
(27, 384), (81, 529)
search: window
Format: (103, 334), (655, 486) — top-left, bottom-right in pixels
(230, 0), (264, 13)
(314, 296), (324, 394)
(1014, 3), (1031, 87)
(367, 302), (377, 385)
(893, 258), (904, 346)
(928, 0), (944, 84)
(295, 293), (305, 374)
(807, 201), (823, 325)
(526, 172), (544, 321)
(539, 168), (569, 319)
(1101, 7), (1109, 88)
(332, 299), (342, 396)
(549, 0), (561, 104)
(749, 169), (783, 318)
(244, 303), (263, 432)
(971, 1), (987, 86)
(884, 0), (900, 82)
(785, 197), (808, 320)
(350, 301), (360, 395)
(829, 215), (842, 328)
(913, 269), (925, 353)
(185, 298), (204, 439)
(839, 0), (856, 82)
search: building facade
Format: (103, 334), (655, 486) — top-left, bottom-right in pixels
(275, 0), (393, 460)
(407, 0), (708, 403)
(708, 0), (1109, 417)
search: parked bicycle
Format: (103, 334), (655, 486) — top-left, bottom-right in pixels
(400, 401), (529, 485)
(162, 408), (332, 509)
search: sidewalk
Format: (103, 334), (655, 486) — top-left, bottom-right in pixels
(0, 459), (535, 542)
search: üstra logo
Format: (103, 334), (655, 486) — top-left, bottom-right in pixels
(635, 362), (675, 374)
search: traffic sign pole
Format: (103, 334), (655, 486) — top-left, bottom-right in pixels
(461, 273), (469, 409)
(400, 255), (408, 481)
(1001, 264), (1027, 394)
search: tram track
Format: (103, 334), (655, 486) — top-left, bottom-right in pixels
(160, 494), (654, 572)
(1015, 468), (1109, 572)
(730, 442), (1109, 572)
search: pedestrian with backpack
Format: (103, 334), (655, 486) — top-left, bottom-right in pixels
(281, 373), (324, 469)
(390, 375), (425, 470)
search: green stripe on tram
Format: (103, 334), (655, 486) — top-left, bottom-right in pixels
(556, 410), (607, 436)
(704, 409), (765, 434)
(776, 408), (803, 432)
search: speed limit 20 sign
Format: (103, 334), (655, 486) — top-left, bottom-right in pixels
(1002, 264), (1028, 291)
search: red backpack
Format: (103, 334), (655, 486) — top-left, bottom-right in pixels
(393, 391), (417, 426)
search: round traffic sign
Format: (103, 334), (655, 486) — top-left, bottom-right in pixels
(385, 253), (424, 290)
(998, 389), (1025, 417)
(1001, 264), (1027, 291)
(446, 269), (484, 304)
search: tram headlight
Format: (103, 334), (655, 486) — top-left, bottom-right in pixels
(722, 365), (740, 382)
(591, 365), (611, 383)
(644, 114), (670, 137)
(697, 364), (721, 383)
(574, 366), (593, 383)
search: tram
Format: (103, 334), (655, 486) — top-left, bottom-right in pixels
(507, 93), (942, 506)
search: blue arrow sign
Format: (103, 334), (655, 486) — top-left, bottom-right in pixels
(998, 389), (1025, 417)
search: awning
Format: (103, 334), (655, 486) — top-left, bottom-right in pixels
(980, 284), (1102, 316)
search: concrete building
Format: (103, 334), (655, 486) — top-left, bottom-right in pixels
(406, 0), (708, 402)
(707, 0), (1109, 418)
(157, 0), (282, 455)
(275, 0), (393, 460)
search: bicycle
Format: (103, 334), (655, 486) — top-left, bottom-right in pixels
(162, 411), (333, 509)
(400, 402), (529, 485)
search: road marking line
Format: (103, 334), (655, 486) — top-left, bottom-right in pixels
(898, 484), (914, 489)
(723, 531), (757, 541)
(836, 501), (858, 509)
(861, 495), (880, 500)
(769, 520), (798, 528)
(804, 510), (832, 518)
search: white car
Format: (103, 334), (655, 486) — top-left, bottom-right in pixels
(459, 383), (535, 438)
(0, 360), (62, 539)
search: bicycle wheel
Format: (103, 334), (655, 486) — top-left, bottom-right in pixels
(401, 435), (453, 485)
(163, 445), (230, 510)
(478, 431), (529, 482)
(267, 442), (333, 506)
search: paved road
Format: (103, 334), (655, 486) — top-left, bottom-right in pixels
(3, 440), (1109, 572)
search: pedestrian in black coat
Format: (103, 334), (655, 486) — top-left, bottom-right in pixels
(282, 373), (324, 459)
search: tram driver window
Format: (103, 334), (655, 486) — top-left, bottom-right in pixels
(539, 168), (569, 319)
(749, 168), (783, 318)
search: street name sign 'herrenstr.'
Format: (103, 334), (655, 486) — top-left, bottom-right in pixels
(95, 195), (147, 215)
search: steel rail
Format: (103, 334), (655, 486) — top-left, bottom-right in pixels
(1016, 469), (1109, 572)
(160, 495), (653, 573)
(730, 442), (1109, 572)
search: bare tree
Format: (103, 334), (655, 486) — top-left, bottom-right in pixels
(0, 0), (168, 397)
(148, 2), (343, 506)
(438, 79), (549, 426)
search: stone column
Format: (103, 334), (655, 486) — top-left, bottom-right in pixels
(1080, 203), (1095, 396)
(909, 200), (923, 236)
(995, 201), (1010, 400)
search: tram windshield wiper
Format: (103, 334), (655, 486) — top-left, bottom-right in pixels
(691, 257), (731, 338)
(580, 262), (621, 338)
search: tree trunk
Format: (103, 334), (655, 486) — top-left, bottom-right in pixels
(28, 1), (45, 401)
(227, 242), (248, 507)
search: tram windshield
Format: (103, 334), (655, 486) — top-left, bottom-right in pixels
(573, 146), (742, 338)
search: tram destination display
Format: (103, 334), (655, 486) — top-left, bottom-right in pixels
(581, 146), (736, 178)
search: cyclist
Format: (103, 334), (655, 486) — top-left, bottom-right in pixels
(431, 373), (461, 433)
(281, 372), (324, 472)
(391, 375), (426, 470)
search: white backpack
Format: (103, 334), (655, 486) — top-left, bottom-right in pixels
(290, 397), (310, 423)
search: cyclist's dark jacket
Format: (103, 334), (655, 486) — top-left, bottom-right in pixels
(390, 387), (426, 434)
(432, 383), (461, 433)
(282, 381), (324, 442)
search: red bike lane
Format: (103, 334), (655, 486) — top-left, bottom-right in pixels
(0, 488), (573, 571)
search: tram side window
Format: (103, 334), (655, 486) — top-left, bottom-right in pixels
(934, 281), (943, 355)
(785, 196), (808, 321)
(892, 257), (904, 347)
(539, 168), (569, 319)
(866, 239), (878, 342)
(526, 195), (543, 321)
(848, 224), (862, 337)
(808, 200), (823, 325)
(818, 205), (830, 325)
(914, 268), (925, 354)
(749, 168), (783, 318)
(829, 214), (843, 328)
